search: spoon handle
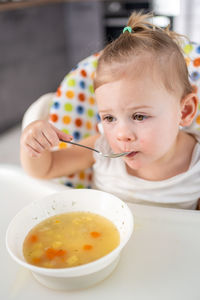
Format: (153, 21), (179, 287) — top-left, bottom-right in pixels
(59, 139), (100, 154)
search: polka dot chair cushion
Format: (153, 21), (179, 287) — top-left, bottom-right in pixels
(49, 52), (100, 188)
(49, 43), (200, 188)
(183, 42), (200, 130)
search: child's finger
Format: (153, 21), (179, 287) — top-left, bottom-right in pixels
(24, 143), (42, 157)
(27, 138), (45, 154)
(41, 123), (73, 148)
(35, 131), (52, 150)
(52, 125), (73, 141)
(42, 126), (60, 148)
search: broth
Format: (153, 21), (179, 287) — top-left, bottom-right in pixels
(23, 211), (120, 268)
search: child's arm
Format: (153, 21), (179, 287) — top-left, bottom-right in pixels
(20, 120), (99, 179)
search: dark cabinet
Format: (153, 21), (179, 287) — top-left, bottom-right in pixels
(0, 2), (103, 133)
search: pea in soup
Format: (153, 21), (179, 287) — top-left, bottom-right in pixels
(23, 211), (120, 268)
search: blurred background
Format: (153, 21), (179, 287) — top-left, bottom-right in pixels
(0, 0), (200, 165)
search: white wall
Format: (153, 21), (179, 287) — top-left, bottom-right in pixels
(174, 0), (200, 43)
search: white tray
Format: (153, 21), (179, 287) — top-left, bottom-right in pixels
(1, 164), (200, 300)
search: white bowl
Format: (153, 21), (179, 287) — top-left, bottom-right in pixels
(6, 189), (134, 291)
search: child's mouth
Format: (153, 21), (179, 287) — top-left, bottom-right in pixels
(126, 151), (138, 158)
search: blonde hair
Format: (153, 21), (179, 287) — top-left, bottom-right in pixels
(94, 12), (192, 97)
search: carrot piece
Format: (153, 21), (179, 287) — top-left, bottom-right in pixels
(32, 257), (41, 264)
(54, 220), (60, 224)
(90, 231), (101, 238)
(83, 244), (93, 250)
(45, 248), (67, 260)
(56, 249), (67, 257)
(45, 248), (57, 260)
(29, 234), (38, 243)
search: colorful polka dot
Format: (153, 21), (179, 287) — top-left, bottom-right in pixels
(62, 115), (71, 124)
(64, 103), (73, 112)
(76, 184), (85, 189)
(96, 113), (101, 121)
(196, 46), (200, 54)
(91, 71), (95, 80)
(79, 171), (85, 180)
(88, 173), (92, 181)
(183, 44), (193, 55)
(92, 60), (98, 68)
(86, 120), (92, 130)
(193, 57), (200, 67)
(50, 114), (58, 122)
(75, 118), (83, 127)
(62, 128), (70, 135)
(65, 182), (74, 187)
(56, 87), (61, 97)
(190, 71), (200, 81)
(79, 80), (86, 89)
(196, 115), (200, 125)
(76, 105), (84, 114)
(66, 90), (75, 99)
(184, 57), (190, 66)
(89, 97), (95, 105)
(80, 69), (87, 77)
(83, 133), (91, 138)
(78, 93), (86, 102)
(87, 109), (94, 118)
(89, 85), (94, 94)
(67, 78), (76, 87)
(68, 173), (75, 178)
(53, 101), (60, 109)
(73, 131), (81, 140)
(59, 142), (67, 149)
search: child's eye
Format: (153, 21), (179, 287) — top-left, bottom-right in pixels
(132, 114), (148, 121)
(103, 115), (115, 122)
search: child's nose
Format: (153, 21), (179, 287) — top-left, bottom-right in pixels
(116, 123), (136, 142)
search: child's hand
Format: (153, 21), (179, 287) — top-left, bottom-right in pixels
(21, 120), (72, 157)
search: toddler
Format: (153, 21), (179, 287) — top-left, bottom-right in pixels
(20, 12), (200, 209)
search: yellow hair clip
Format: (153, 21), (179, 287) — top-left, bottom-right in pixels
(123, 26), (132, 33)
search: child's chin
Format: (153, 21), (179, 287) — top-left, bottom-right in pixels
(124, 158), (143, 171)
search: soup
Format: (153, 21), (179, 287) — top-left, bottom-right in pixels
(23, 211), (120, 268)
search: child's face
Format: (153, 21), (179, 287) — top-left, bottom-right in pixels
(95, 73), (183, 171)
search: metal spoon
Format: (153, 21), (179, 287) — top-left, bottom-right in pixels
(59, 139), (131, 158)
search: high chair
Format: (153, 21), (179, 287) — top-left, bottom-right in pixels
(22, 52), (100, 188)
(22, 43), (200, 188)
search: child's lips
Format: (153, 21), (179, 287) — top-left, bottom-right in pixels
(126, 151), (138, 158)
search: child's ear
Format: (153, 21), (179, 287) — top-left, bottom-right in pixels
(180, 93), (198, 127)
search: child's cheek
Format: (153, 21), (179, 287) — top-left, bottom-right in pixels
(139, 136), (149, 147)
(104, 134), (116, 150)
(139, 135), (155, 152)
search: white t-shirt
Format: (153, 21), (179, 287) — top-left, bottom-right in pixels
(92, 130), (200, 210)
